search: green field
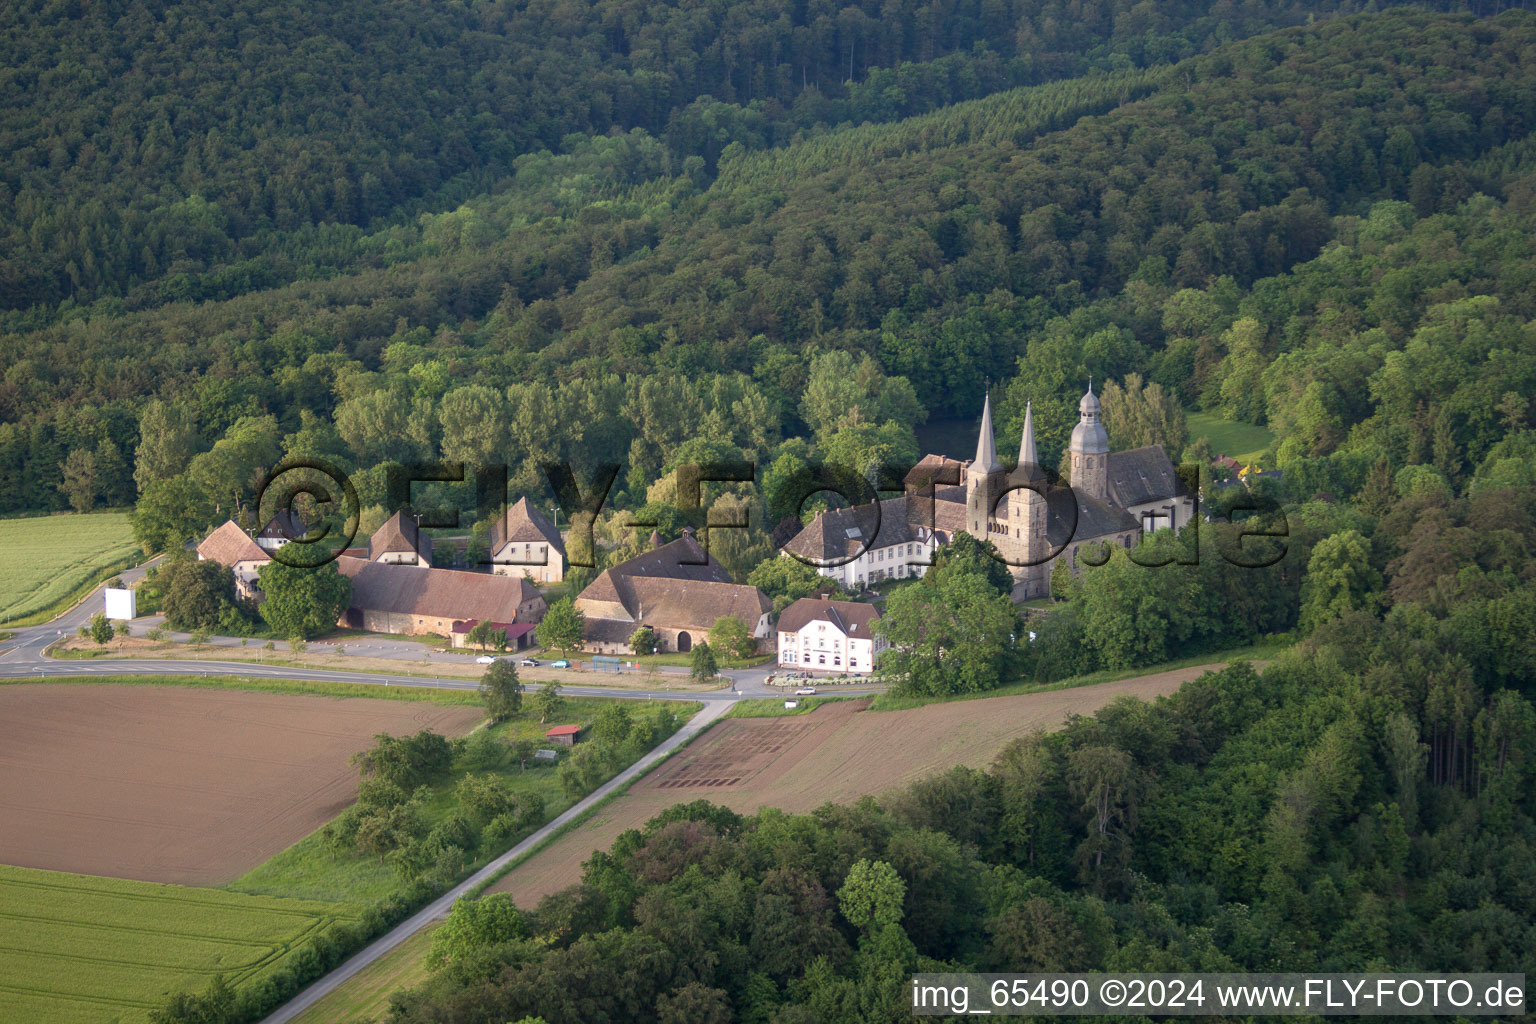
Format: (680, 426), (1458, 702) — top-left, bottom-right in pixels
(0, 864), (357, 1024)
(725, 695), (855, 718)
(291, 925), (437, 1024)
(1185, 412), (1275, 464)
(0, 513), (140, 626)
(228, 699), (699, 903)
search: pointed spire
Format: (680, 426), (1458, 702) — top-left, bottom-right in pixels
(1018, 400), (1038, 470)
(974, 393), (1002, 474)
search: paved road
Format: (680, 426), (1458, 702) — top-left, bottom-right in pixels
(0, 563), (883, 1021)
(257, 698), (734, 1024)
(0, 571), (878, 700)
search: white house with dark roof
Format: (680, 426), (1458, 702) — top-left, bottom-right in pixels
(779, 497), (942, 590)
(196, 520), (271, 601)
(369, 510), (433, 567)
(776, 595), (883, 675)
(255, 509), (309, 551)
(489, 497), (565, 583)
(779, 384), (1190, 600)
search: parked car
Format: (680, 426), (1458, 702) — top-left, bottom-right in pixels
(475, 655), (496, 664)
(795, 686), (817, 695)
(519, 658), (540, 667)
(550, 659), (570, 668)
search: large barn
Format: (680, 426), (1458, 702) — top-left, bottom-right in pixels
(574, 532), (772, 654)
(335, 556), (546, 637)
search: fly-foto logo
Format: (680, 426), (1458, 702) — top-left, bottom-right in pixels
(252, 456), (1288, 570)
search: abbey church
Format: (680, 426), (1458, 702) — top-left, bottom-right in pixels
(781, 384), (1194, 600)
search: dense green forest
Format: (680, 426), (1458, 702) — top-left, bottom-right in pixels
(4, 5), (1536, 538)
(11, 2), (1530, 1021)
(0, 0), (1408, 314)
(330, 496), (1536, 1023)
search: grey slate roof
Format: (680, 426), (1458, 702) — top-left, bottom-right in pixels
(776, 596), (880, 637)
(369, 510), (434, 564)
(1051, 490), (1139, 547)
(258, 509), (308, 541)
(1106, 445), (1184, 508)
(781, 498), (931, 562)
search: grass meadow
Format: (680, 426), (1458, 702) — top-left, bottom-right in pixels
(725, 694), (856, 717)
(0, 513), (140, 625)
(227, 697), (699, 903)
(0, 864), (356, 1024)
(290, 925), (438, 1024)
(1185, 412), (1275, 463)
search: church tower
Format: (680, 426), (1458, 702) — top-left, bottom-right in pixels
(1013, 401), (1049, 561)
(966, 393), (1004, 540)
(1068, 381), (1109, 500)
(1007, 400), (1051, 596)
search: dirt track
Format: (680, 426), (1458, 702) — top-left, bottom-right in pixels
(0, 685), (483, 886)
(490, 662), (1232, 907)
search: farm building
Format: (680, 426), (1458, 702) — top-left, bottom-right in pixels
(449, 619), (538, 650)
(489, 497), (565, 583)
(779, 496), (944, 591)
(776, 595), (884, 675)
(575, 532), (771, 654)
(335, 557), (545, 637)
(368, 510), (433, 567)
(544, 724), (581, 747)
(195, 520), (270, 601)
(255, 509), (307, 551)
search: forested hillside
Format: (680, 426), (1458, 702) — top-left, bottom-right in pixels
(0, 0), (1390, 314)
(339, 569), (1536, 1024)
(4, 8), (1536, 535)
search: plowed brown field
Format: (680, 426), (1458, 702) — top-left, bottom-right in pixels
(0, 684), (483, 886)
(491, 662), (1235, 907)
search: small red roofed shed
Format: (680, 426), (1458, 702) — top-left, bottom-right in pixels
(544, 724), (581, 746)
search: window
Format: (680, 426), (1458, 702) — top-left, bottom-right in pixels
(833, 657), (841, 666)
(849, 658), (857, 669)
(818, 655), (826, 665)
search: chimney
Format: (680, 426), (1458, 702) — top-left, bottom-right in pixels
(649, 529), (661, 549)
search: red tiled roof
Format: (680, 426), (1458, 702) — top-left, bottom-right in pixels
(545, 725), (581, 736)
(490, 497), (564, 553)
(337, 557), (544, 622)
(197, 520), (269, 566)
(574, 534), (771, 633)
(776, 596), (880, 636)
(369, 510), (434, 564)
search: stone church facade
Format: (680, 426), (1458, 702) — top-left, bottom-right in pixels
(783, 384), (1195, 600)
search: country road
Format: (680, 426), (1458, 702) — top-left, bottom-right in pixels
(0, 569), (881, 701)
(0, 565), (869, 1023)
(0, 562), (1240, 1024)
(256, 698), (733, 1024)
